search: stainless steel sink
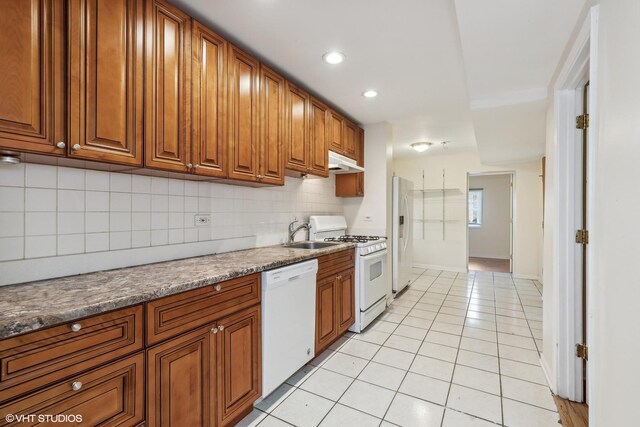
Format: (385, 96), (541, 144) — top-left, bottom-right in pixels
(284, 241), (340, 249)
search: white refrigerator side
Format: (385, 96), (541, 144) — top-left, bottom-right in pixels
(392, 177), (414, 294)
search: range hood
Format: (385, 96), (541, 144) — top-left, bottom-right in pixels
(328, 151), (365, 174)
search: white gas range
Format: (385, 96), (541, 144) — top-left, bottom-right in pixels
(309, 216), (388, 333)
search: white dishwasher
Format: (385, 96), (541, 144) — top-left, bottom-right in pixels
(261, 259), (318, 397)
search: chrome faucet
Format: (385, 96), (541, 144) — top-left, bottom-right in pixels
(288, 219), (311, 243)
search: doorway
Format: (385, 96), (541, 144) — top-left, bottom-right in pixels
(467, 172), (514, 273)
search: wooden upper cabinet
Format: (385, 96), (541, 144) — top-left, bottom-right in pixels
(335, 127), (365, 197)
(343, 120), (357, 159)
(328, 111), (344, 154)
(192, 20), (227, 177)
(284, 82), (309, 174)
(145, 0), (191, 172)
(68, 0), (144, 166)
(0, 0), (65, 156)
(259, 65), (285, 185)
(147, 325), (217, 427)
(308, 97), (329, 177)
(228, 45), (260, 182)
(356, 127), (365, 195)
(216, 305), (261, 427)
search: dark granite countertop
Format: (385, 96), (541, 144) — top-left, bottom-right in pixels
(0, 243), (356, 339)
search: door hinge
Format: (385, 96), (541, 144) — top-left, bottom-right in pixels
(576, 343), (589, 360)
(575, 229), (589, 245)
(576, 114), (589, 130)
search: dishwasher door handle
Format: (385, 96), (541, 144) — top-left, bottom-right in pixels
(288, 274), (301, 282)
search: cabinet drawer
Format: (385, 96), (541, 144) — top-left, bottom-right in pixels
(317, 249), (355, 279)
(0, 352), (144, 427)
(0, 305), (143, 403)
(146, 273), (261, 345)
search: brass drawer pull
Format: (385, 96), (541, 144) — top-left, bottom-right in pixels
(71, 381), (82, 391)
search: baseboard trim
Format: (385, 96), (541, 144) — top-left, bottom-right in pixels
(513, 273), (543, 281)
(540, 353), (557, 393)
(413, 263), (467, 273)
(468, 255), (510, 260)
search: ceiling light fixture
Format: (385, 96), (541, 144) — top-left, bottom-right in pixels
(322, 51), (346, 65)
(362, 90), (378, 98)
(410, 142), (432, 153)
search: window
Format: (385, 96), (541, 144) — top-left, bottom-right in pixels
(469, 189), (483, 226)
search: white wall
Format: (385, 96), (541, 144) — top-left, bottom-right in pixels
(393, 151), (542, 278)
(344, 123), (392, 236)
(0, 162), (343, 286)
(590, 2), (640, 423)
(343, 122), (394, 300)
(468, 174), (511, 259)
(544, 1), (640, 424)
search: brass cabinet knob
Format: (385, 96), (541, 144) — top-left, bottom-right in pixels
(218, 325), (224, 331)
(187, 163), (193, 169)
(210, 327), (218, 334)
(71, 381), (82, 391)
(56, 141), (66, 149)
(72, 144), (81, 151)
(214, 284), (222, 291)
(70, 323), (82, 332)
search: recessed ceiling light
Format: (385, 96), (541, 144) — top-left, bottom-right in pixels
(323, 51), (346, 65)
(410, 142), (432, 153)
(362, 90), (378, 98)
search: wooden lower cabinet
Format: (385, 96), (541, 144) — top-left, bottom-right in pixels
(146, 304), (261, 427)
(315, 250), (356, 355)
(336, 269), (356, 335)
(315, 275), (339, 354)
(216, 305), (261, 426)
(0, 353), (145, 427)
(147, 324), (217, 427)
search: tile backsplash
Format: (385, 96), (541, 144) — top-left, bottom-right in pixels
(0, 163), (343, 285)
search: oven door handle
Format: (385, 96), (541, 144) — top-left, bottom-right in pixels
(360, 249), (388, 260)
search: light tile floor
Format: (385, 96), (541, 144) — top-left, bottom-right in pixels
(238, 268), (554, 427)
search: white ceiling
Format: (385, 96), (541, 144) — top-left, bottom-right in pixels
(176, 0), (584, 163)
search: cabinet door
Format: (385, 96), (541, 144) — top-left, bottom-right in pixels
(328, 111), (343, 154)
(145, 0), (191, 172)
(216, 305), (261, 427)
(192, 20), (227, 177)
(68, 0), (143, 166)
(228, 45), (259, 182)
(336, 268), (356, 334)
(284, 82), (309, 174)
(0, 0), (65, 156)
(315, 275), (338, 355)
(147, 325), (216, 427)
(308, 98), (329, 177)
(343, 120), (357, 159)
(0, 353), (144, 427)
(259, 65), (285, 185)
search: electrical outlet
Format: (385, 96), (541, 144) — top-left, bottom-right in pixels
(195, 215), (211, 227)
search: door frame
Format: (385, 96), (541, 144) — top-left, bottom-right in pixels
(466, 171), (515, 273)
(552, 5), (599, 403)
